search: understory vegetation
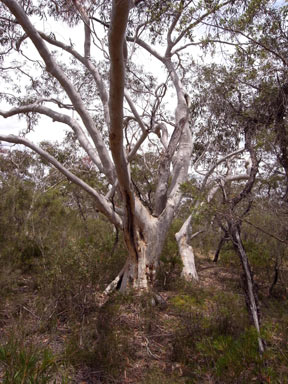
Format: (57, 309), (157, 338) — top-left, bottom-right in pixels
(0, 0), (288, 382)
(0, 157), (287, 383)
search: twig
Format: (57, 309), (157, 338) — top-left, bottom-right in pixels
(242, 218), (288, 245)
(144, 337), (160, 360)
(22, 306), (40, 320)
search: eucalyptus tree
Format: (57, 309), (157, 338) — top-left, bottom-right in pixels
(0, 0), (272, 291)
(201, 0), (288, 197)
(177, 0), (288, 278)
(176, 11), (288, 347)
(212, 137), (265, 354)
(173, 79), (265, 351)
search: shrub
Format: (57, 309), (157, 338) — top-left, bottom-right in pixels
(0, 337), (56, 384)
(63, 293), (134, 381)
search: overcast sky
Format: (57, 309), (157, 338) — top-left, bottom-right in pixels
(1, 0), (286, 147)
(0, 10), (167, 146)
(0, 15), (84, 145)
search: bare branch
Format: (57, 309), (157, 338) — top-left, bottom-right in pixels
(166, 4), (182, 52)
(171, 39), (248, 56)
(207, 173), (250, 202)
(126, 35), (165, 62)
(38, 31), (110, 128)
(0, 134), (122, 228)
(201, 148), (245, 191)
(0, 103), (104, 173)
(242, 218), (288, 245)
(124, 90), (147, 134)
(71, 0), (91, 58)
(201, 19), (288, 66)
(171, 0), (232, 50)
(1, 0), (114, 182)
(127, 130), (148, 161)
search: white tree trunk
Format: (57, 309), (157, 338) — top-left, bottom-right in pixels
(175, 215), (199, 281)
(1, 0), (197, 294)
(105, 207), (172, 292)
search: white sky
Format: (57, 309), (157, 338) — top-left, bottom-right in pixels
(0, 17), (84, 144)
(0, 113), (68, 143)
(1, 0), (286, 147)
(0, 17), (169, 146)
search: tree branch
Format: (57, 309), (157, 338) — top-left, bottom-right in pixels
(126, 35), (164, 62)
(171, 0), (232, 50)
(0, 134), (122, 228)
(124, 90), (147, 134)
(201, 148), (245, 191)
(1, 0), (114, 182)
(38, 31), (111, 129)
(171, 39), (248, 56)
(201, 19), (288, 66)
(71, 0), (91, 58)
(207, 173), (250, 202)
(0, 102), (105, 173)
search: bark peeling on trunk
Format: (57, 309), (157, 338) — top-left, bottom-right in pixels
(0, 0), (198, 292)
(105, 216), (169, 292)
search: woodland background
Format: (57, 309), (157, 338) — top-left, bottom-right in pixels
(0, 0), (288, 383)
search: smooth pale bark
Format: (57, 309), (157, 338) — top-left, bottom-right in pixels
(154, 57), (193, 218)
(107, 0), (193, 290)
(1, 0), (115, 183)
(175, 148), (247, 281)
(108, 0), (141, 283)
(0, 134), (122, 228)
(39, 31), (111, 130)
(0, 0), (194, 292)
(0, 0), (237, 293)
(175, 215), (199, 281)
(106, 202), (173, 292)
(119, 217), (162, 291)
(124, 90), (149, 161)
(0, 104), (105, 173)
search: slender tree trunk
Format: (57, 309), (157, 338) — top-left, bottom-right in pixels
(213, 232), (229, 263)
(231, 226), (265, 354)
(269, 253), (282, 296)
(269, 263), (279, 296)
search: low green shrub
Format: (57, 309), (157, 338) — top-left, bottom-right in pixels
(141, 367), (185, 384)
(63, 293), (134, 381)
(0, 337), (56, 384)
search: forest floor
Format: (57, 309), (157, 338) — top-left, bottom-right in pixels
(0, 250), (288, 384)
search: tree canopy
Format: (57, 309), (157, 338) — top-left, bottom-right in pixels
(0, 1), (287, 342)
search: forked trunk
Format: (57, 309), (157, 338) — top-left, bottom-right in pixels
(105, 218), (168, 293)
(119, 237), (157, 291)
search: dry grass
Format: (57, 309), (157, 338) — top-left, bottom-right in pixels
(0, 249), (287, 383)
